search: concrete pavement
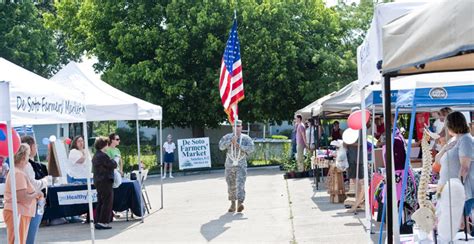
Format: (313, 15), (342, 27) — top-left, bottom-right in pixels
(0, 167), (370, 243)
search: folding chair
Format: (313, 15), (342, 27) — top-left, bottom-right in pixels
(139, 169), (152, 212)
(126, 170), (152, 221)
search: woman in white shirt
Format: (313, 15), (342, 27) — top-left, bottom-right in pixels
(162, 134), (176, 179)
(67, 136), (92, 184)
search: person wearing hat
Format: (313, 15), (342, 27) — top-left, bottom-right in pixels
(219, 120), (255, 212)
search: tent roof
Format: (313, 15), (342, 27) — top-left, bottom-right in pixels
(357, 1), (428, 89)
(366, 71), (474, 109)
(320, 80), (375, 118)
(382, 1), (474, 75)
(295, 92), (336, 119)
(0, 58), (86, 126)
(51, 58), (162, 121)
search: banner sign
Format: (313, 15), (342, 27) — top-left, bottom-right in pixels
(15, 95), (85, 116)
(177, 137), (211, 170)
(57, 190), (97, 205)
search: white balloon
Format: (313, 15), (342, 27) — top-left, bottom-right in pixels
(49, 135), (57, 142)
(342, 128), (359, 145)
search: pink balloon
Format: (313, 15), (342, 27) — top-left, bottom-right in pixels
(65, 138), (72, 145)
(347, 110), (371, 130)
(0, 123), (21, 157)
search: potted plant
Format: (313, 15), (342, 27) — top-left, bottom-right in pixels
(283, 158), (297, 179)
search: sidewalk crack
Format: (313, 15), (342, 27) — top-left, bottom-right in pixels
(285, 179), (297, 244)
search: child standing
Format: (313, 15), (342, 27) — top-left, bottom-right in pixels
(162, 135), (176, 179)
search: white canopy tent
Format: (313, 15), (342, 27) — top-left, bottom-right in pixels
(0, 58), (86, 126)
(0, 58), (87, 244)
(51, 58), (164, 231)
(295, 92), (336, 119)
(320, 80), (377, 118)
(382, 0), (474, 76)
(357, 1), (429, 89)
(51, 59), (162, 121)
(356, 2), (429, 239)
(379, 1), (474, 242)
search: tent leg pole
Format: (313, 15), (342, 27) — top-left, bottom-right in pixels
(361, 89), (371, 235)
(83, 122), (95, 244)
(7, 120), (20, 244)
(383, 75), (393, 244)
(136, 120), (144, 223)
(160, 120), (163, 209)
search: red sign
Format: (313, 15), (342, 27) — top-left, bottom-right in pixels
(416, 113), (430, 141)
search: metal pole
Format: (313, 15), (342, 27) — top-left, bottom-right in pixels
(391, 109), (401, 243)
(160, 119), (163, 209)
(383, 75), (393, 243)
(398, 105), (416, 226)
(355, 135), (361, 209)
(82, 122), (95, 243)
(6, 121), (20, 244)
(360, 89), (371, 233)
(136, 120), (144, 223)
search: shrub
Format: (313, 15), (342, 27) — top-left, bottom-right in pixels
(271, 135), (288, 140)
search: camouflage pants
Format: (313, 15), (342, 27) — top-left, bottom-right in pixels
(225, 165), (247, 202)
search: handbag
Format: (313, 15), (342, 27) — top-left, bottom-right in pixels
(113, 169), (122, 188)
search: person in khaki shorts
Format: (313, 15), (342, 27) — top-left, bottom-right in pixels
(295, 114), (308, 172)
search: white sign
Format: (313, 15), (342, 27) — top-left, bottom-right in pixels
(0, 81), (11, 121)
(177, 137), (211, 170)
(57, 190), (97, 205)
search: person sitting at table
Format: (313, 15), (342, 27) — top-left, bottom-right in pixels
(67, 136), (92, 184)
(92, 137), (117, 230)
(21, 136), (49, 244)
(3, 144), (44, 244)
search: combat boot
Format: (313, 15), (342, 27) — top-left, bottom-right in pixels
(237, 200), (244, 212)
(228, 201), (236, 212)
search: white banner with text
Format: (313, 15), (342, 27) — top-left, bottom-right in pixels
(177, 137), (211, 170)
(57, 190), (98, 205)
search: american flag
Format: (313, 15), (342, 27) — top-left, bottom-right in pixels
(219, 17), (244, 124)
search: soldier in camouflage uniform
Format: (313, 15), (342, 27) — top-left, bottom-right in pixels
(219, 120), (254, 212)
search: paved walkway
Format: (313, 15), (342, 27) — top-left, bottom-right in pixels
(0, 167), (370, 243)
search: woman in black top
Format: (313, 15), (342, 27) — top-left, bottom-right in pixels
(92, 137), (116, 230)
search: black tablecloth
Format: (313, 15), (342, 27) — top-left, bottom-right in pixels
(43, 179), (143, 220)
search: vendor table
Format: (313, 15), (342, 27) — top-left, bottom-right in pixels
(43, 179), (143, 220)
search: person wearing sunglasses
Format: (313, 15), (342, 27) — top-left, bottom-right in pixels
(106, 133), (122, 175)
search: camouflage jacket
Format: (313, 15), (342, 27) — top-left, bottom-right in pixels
(219, 133), (255, 167)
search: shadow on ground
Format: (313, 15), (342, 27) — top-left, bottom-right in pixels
(200, 212), (248, 241)
(148, 166), (283, 185)
(0, 208), (164, 242)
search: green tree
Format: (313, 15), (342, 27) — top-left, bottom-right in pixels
(0, 2), (60, 77)
(46, 0), (372, 135)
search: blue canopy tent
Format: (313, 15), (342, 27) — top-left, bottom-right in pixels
(359, 71), (474, 243)
(375, 81), (474, 243)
